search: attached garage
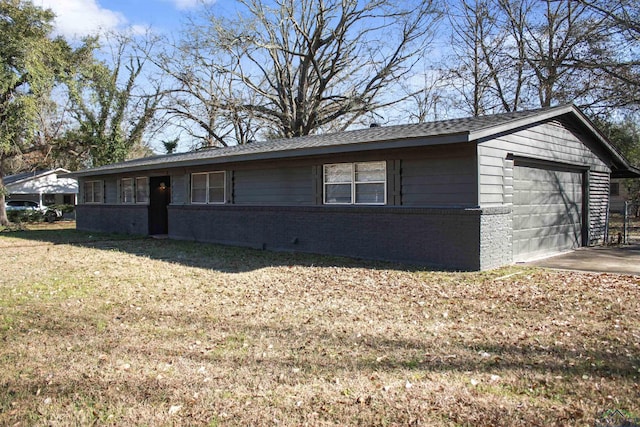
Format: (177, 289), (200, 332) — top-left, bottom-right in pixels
(512, 163), (583, 262)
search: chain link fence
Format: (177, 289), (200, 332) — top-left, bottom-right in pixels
(608, 201), (640, 245)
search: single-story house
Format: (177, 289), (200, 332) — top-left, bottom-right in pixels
(66, 104), (640, 270)
(4, 168), (78, 207)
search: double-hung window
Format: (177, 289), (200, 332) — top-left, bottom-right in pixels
(121, 177), (149, 203)
(191, 171), (225, 204)
(83, 180), (103, 204)
(135, 177), (149, 203)
(324, 161), (386, 205)
(121, 178), (134, 203)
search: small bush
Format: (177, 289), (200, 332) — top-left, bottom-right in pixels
(48, 204), (75, 214)
(6, 210), (44, 223)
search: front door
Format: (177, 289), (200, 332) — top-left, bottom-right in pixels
(149, 176), (170, 235)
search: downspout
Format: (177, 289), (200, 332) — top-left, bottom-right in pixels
(604, 204), (609, 245)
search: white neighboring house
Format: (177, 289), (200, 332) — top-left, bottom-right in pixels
(4, 168), (78, 208)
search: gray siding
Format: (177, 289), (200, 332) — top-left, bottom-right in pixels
(104, 177), (118, 204)
(233, 166), (314, 205)
(478, 119), (611, 207)
(96, 146), (476, 208)
(401, 146), (477, 207)
(171, 173), (188, 204)
(589, 171), (610, 245)
(77, 178), (85, 203)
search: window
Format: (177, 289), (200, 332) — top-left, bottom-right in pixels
(135, 177), (149, 203)
(191, 172), (225, 204)
(120, 177), (149, 203)
(324, 161), (386, 205)
(610, 182), (620, 197)
(83, 180), (103, 204)
(121, 178), (134, 203)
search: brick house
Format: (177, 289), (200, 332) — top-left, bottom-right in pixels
(66, 105), (639, 270)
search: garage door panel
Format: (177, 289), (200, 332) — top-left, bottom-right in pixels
(515, 210), (581, 230)
(513, 165), (582, 262)
(514, 224), (579, 244)
(520, 193), (581, 205)
(514, 191), (581, 205)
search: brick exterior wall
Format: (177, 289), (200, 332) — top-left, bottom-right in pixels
(76, 204), (148, 235)
(479, 207), (513, 270)
(75, 204), (519, 270)
(168, 205), (483, 270)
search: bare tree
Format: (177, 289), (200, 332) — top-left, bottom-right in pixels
(397, 70), (449, 123)
(577, 0), (640, 110)
(441, 0), (624, 115)
(161, 0), (442, 146)
(445, 0), (515, 116)
(496, 0), (612, 109)
(155, 32), (260, 148)
(580, 0), (639, 38)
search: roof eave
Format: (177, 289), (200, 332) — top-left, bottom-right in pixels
(469, 104), (640, 178)
(5, 168), (71, 185)
(468, 104), (576, 141)
(65, 133), (470, 178)
(611, 165), (640, 179)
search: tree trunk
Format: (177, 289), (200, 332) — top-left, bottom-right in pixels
(0, 168), (10, 226)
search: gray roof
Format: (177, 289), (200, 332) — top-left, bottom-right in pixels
(4, 168), (71, 185)
(66, 104), (638, 178)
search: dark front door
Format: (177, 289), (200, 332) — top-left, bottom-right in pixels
(149, 176), (170, 235)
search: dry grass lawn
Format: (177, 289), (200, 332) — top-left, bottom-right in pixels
(0, 223), (639, 426)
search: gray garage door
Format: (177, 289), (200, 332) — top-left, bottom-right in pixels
(513, 165), (583, 262)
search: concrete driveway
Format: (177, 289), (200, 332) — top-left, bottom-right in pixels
(526, 245), (640, 275)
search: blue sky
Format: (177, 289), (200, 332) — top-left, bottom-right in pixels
(33, 0), (225, 152)
(36, 0), (217, 39)
(34, 0), (450, 152)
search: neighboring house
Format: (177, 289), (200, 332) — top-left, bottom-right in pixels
(609, 178), (634, 213)
(4, 168), (78, 207)
(66, 105), (640, 271)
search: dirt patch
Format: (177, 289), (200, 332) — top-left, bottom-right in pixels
(1, 229), (638, 426)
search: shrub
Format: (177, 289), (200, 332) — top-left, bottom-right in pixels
(7, 210), (44, 223)
(50, 204), (75, 214)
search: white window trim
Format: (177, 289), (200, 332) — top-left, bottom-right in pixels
(84, 180), (104, 204)
(323, 161), (387, 205)
(191, 171), (226, 204)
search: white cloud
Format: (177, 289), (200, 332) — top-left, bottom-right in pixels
(168, 0), (216, 11)
(39, 0), (127, 38)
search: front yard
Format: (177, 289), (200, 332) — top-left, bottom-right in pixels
(0, 225), (638, 426)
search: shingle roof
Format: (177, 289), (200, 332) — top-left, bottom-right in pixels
(3, 168), (70, 185)
(3, 171), (41, 185)
(65, 105), (637, 177)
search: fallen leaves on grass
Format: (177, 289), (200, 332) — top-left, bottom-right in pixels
(0, 232), (638, 426)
